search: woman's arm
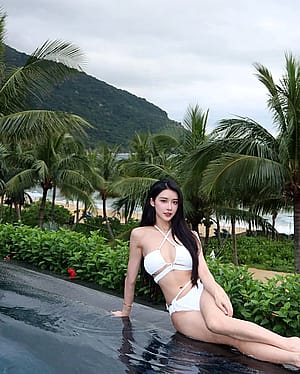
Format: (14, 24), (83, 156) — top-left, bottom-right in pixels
(194, 232), (233, 317)
(112, 228), (143, 317)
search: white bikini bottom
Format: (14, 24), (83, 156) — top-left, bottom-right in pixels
(166, 279), (203, 316)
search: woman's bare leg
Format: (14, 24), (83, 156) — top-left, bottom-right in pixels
(198, 290), (300, 352)
(171, 310), (300, 367)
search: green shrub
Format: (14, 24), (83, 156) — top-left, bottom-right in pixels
(20, 201), (72, 228)
(0, 223), (129, 292)
(0, 206), (18, 223)
(206, 236), (294, 272)
(73, 216), (139, 240)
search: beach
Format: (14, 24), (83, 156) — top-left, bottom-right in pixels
(28, 189), (292, 236)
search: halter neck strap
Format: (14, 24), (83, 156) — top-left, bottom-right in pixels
(154, 225), (172, 250)
(154, 225), (171, 237)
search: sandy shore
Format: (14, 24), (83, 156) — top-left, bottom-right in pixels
(59, 201), (247, 236)
(248, 268), (289, 282)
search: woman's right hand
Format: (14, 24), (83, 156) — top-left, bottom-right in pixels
(111, 310), (130, 317)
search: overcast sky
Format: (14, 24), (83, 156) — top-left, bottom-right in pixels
(3, 0), (300, 132)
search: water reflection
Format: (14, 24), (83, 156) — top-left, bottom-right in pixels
(117, 317), (272, 374)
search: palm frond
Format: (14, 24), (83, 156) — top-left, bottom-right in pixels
(122, 161), (174, 179)
(59, 183), (96, 212)
(214, 117), (275, 143)
(254, 62), (287, 132)
(216, 206), (275, 233)
(184, 139), (228, 176)
(0, 40), (85, 112)
(151, 133), (179, 150)
(28, 39), (85, 68)
(0, 110), (91, 143)
(202, 153), (287, 196)
(182, 104), (209, 149)
(113, 177), (158, 206)
(6, 169), (37, 193)
(32, 159), (49, 180)
(59, 169), (94, 192)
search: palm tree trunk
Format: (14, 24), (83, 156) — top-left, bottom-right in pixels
(271, 210), (278, 240)
(293, 195), (300, 273)
(204, 221), (210, 251)
(215, 214), (221, 245)
(102, 194), (107, 219)
(38, 187), (48, 227)
(102, 196), (114, 241)
(0, 194), (3, 219)
(128, 201), (136, 222)
(200, 215), (211, 256)
(231, 216), (239, 266)
(14, 202), (21, 221)
(50, 185), (57, 222)
(75, 200), (80, 223)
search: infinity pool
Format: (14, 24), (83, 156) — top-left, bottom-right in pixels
(0, 262), (291, 373)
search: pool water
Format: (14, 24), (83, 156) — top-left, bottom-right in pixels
(0, 262), (291, 373)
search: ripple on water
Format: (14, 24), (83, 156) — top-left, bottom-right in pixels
(115, 331), (265, 374)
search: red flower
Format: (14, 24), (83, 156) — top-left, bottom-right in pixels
(67, 268), (77, 278)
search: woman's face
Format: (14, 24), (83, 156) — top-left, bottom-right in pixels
(151, 188), (178, 223)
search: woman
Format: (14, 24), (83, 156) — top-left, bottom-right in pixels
(113, 178), (300, 368)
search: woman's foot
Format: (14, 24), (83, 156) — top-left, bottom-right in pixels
(286, 337), (300, 353)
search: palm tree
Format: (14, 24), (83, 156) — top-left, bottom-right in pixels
(200, 54), (300, 273)
(112, 131), (179, 224)
(181, 104), (209, 152)
(183, 105), (277, 260)
(0, 10), (90, 144)
(7, 132), (94, 227)
(0, 143), (35, 220)
(88, 144), (123, 239)
(89, 144), (121, 218)
(176, 105), (215, 250)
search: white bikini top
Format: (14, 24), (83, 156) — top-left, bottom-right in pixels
(143, 225), (193, 283)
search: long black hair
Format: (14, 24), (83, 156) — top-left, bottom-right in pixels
(141, 178), (199, 286)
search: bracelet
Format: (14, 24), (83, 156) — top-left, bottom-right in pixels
(123, 302), (132, 308)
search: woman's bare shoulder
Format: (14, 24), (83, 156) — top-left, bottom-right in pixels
(131, 226), (154, 239)
(190, 230), (202, 252)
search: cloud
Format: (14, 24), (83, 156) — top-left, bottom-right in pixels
(3, 0), (299, 132)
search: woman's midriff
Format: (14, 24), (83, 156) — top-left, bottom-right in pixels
(158, 270), (193, 305)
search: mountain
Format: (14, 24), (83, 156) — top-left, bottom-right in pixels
(4, 45), (181, 148)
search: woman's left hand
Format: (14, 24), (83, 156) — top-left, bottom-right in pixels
(214, 284), (233, 317)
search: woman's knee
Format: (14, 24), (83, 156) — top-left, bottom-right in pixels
(200, 290), (229, 334)
(204, 314), (228, 334)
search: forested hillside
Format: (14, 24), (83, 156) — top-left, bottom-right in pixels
(4, 45), (181, 148)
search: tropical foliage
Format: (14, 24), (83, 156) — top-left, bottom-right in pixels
(197, 54), (300, 272)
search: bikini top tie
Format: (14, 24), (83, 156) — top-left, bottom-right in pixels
(143, 225), (193, 283)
